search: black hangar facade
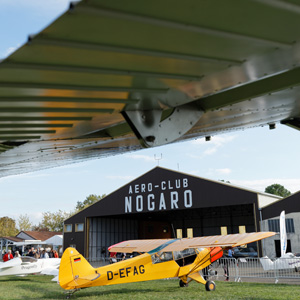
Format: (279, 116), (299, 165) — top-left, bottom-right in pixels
(63, 167), (279, 259)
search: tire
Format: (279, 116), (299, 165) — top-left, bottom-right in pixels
(205, 280), (216, 291)
(179, 279), (188, 287)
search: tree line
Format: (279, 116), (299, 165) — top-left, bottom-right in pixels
(0, 183), (293, 237)
(0, 194), (105, 236)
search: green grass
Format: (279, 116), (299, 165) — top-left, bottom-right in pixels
(0, 275), (299, 300)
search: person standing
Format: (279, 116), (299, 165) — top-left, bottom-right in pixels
(224, 248), (233, 281)
(3, 250), (13, 262)
(14, 251), (21, 258)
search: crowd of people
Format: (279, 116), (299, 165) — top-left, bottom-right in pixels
(27, 247), (59, 259)
(2, 247), (59, 261)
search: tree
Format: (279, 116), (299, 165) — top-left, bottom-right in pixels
(31, 224), (49, 232)
(17, 214), (32, 231)
(75, 194), (106, 212)
(219, 180), (231, 184)
(0, 217), (18, 236)
(35, 210), (72, 232)
(265, 184), (291, 197)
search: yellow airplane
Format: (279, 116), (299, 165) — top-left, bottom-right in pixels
(58, 232), (274, 297)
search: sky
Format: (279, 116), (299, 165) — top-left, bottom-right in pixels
(0, 0), (300, 226)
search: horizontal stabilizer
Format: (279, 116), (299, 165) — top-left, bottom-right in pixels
(41, 268), (59, 276)
(74, 273), (101, 286)
(0, 258), (21, 269)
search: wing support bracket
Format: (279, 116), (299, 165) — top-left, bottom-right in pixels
(122, 104), (203, 148)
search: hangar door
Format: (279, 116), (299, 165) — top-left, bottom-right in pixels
(88, 217), (138, 260)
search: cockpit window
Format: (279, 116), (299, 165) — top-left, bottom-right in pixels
(173, 248), (196, 260)
(21, 257), (38, 263)
(174, 248), (197, 267)
(151, 251), (173, 264)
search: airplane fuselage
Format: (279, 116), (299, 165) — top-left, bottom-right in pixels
(0, 257), (60, 276)
(59, 247), (215, 290)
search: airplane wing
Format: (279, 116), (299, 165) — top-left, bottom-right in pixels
(108, 232), (275, 253)
(0, 258), (22, 269)
(40, 268), (59, 276)
(1, 0), (300, 177)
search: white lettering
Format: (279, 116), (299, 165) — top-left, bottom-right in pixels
(170, 191), (179, 209)
(141, 184), (146, 193)
(184, 190), (193, 208)
(168, 180), (173, 190)
(136, 195), (143, 212)
(183, 178), (188, 188)
(159, 193), (166, 210)
(135, 184), (139, 193)
(147, 194), (155, 211)
(148, 183), (153, 192)
(161, 181), (166, 190)
(175, 179), (181, 188)
(125, 196), (132, 213)
(128, 186), (133, 194)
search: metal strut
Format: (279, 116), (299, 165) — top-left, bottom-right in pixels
(123, 103), (203, 148)
(65, 288), (81, 299)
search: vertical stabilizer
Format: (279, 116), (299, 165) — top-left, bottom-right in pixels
(280, 211), (287, 257)
(59, 247), (96, 290)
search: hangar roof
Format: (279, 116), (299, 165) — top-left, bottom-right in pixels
(65, 166), (279, 223)
(261, 190), (300, 220)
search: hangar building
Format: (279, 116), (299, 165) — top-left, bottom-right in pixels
(63, 167), (280, 259)
(261, 191), (300, 257)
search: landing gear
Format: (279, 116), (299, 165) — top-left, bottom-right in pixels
(179, 279), (188, 287)
(65, 289), (80, 299)
(205, 280), (216, 291)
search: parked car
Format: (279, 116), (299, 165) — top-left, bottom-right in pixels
(232, 247), (257, 258)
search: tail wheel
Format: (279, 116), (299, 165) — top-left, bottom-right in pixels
(179, 279), (188, 287)
(205, 280), (216, 291)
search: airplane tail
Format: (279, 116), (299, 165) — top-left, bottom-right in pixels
(59, 247), (100, 290)
(260, 256), (274, 271)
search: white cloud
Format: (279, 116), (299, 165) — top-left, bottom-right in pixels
(216, 168), (232, 175)
(189, 135), (237, 157)
(125, 154), (156, 162)
(191, 135), (237, 146)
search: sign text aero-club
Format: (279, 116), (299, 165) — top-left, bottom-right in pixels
(125, 178), (193, 213)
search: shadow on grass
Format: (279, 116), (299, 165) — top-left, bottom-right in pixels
(0, 276), (32, 282)
(71, 286), (177, 299)
(15, 283), (65, 300)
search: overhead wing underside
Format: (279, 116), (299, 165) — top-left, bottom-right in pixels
(1, 0), (300, 177)
(108, 232), (275, 253)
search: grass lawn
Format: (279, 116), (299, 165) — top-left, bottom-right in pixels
(0, 275), (299, 300)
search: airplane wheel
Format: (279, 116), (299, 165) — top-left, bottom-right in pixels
(205, 280), (216, 291)
(179, 279), (188, 287)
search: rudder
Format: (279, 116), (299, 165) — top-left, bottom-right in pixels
(59, 247), (96, 290)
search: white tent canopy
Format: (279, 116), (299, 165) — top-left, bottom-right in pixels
(13, 240), (46, 246)
(43, 235), (63, 247)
